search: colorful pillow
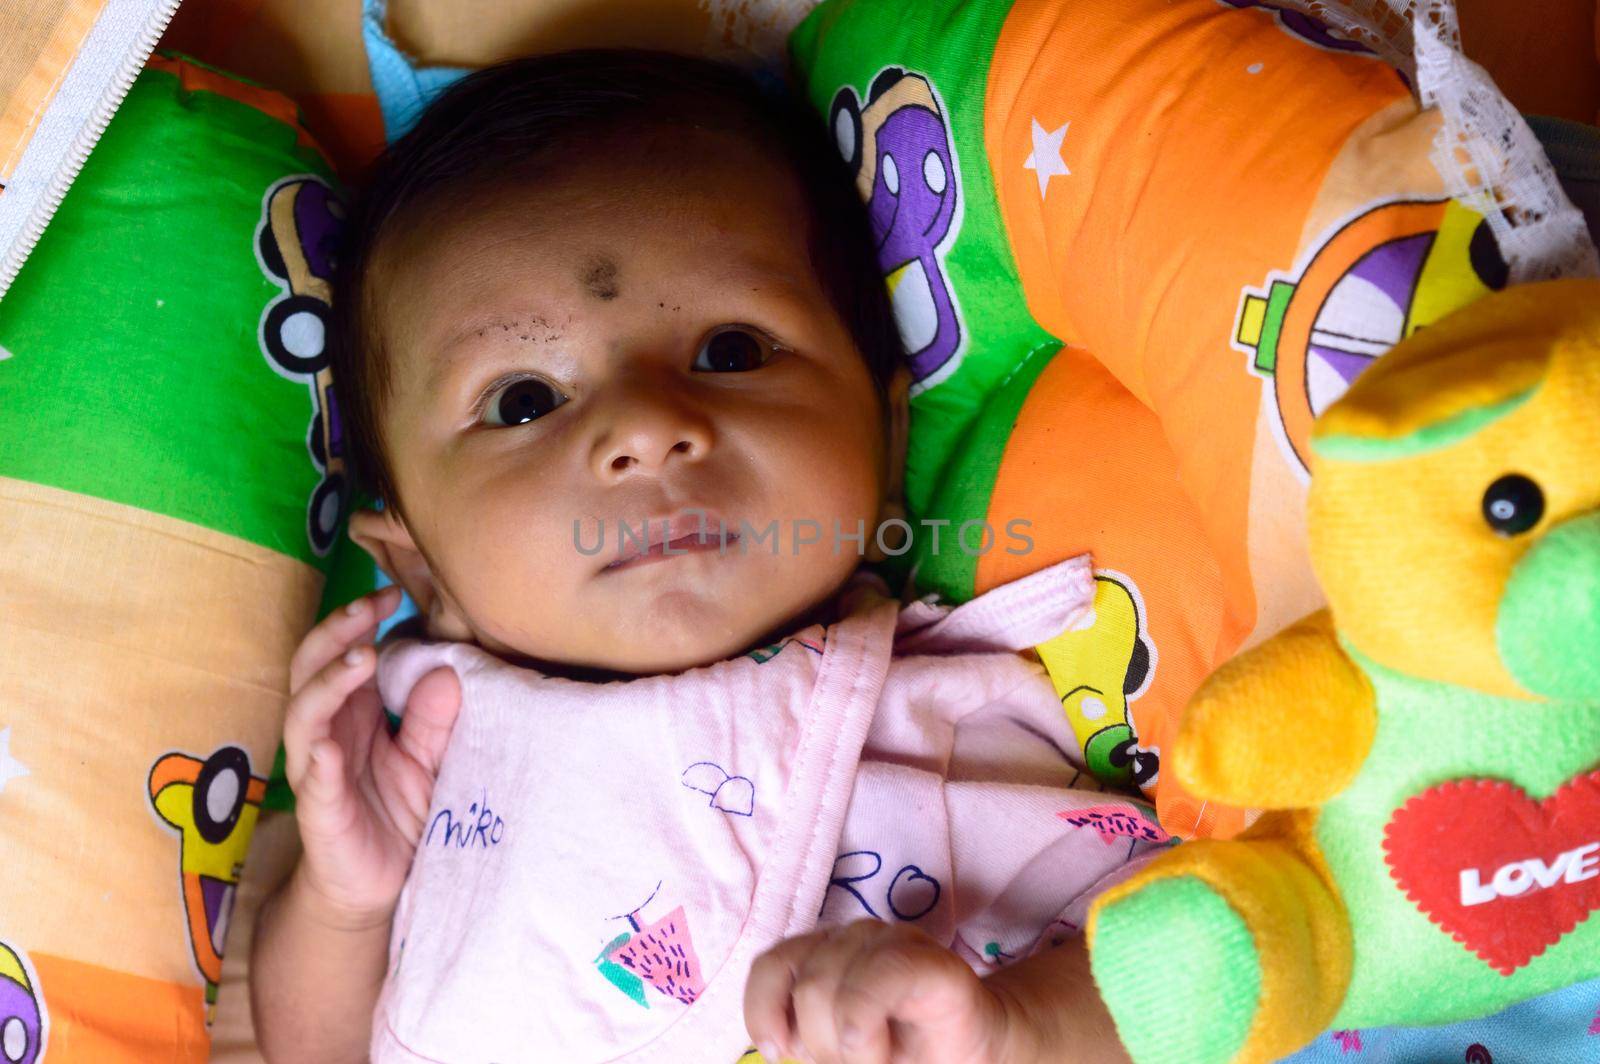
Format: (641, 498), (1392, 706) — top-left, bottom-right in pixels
(0, 54), (369, 1061)
(790, 0), (1597, 839)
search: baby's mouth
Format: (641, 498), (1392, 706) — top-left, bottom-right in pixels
(601, 513), (739, 572)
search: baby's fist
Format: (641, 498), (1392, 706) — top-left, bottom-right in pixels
(744, 919), (1013, 1064)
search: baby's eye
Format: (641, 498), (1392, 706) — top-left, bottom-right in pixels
(692, 326), (782, 373)
(481, 377), (567, 427)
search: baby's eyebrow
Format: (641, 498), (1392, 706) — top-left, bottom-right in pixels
(446, 314), (565, 348)
(428, 314), (566, 388)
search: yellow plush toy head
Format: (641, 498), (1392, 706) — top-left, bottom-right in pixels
(1308, 279), (1600, 700)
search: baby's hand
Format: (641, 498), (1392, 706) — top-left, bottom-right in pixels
(744, 919), (1021, 1064)
(282, 586), (461, 927)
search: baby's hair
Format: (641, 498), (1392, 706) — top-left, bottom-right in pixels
(330, 49), (902, 514)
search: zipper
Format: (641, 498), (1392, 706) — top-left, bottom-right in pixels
(0, 0), (183, 301)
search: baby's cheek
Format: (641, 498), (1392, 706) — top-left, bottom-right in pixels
(446, 502), (577, 632)
(811, 439), (887, 527)
(775, 407), (885, 520)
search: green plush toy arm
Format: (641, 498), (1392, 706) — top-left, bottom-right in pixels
(1172, 610), (1377, 809)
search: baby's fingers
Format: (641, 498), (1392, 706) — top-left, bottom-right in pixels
(831, 950), (917, 1064)
(294, 738), (361, 844)
(834, 940), (948, 1064)
(283, 645), (377, 787)
(288, 585), (402, 690)
(368, 667), (463, 844)
(394, 666), (462, 776)
(746, 932), (824, 1062)
(837, 938), (995, 1064)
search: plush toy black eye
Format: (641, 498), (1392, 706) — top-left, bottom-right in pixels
(1481, 474), (1544, 536)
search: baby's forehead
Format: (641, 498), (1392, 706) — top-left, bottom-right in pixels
(366, 170), (827, 398)
(392, 120), (805, 235)
(374, 150), (815, 317)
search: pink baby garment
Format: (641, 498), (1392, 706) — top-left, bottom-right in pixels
(371, 555), (1168, 1062)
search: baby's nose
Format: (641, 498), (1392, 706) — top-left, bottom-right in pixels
(589, 387), (713, 480)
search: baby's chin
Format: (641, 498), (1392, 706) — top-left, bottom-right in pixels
(461, 547), (856, 676)
(584, 587), (788, 675)
(472, 586), (804, 678)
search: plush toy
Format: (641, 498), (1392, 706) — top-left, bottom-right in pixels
(1086, 278), (1600, 1064)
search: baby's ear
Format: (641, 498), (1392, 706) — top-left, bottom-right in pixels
(349, 507), (442, 618)
(883, 364), (911, 509)
(867, 366), (913, 564)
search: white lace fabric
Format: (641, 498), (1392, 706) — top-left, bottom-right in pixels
(1265, 0), (1600, 282)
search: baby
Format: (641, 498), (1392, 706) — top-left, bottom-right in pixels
(250, 50), (1160, 1063)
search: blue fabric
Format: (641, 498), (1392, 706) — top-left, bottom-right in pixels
(361, 0), (792, 146)
(373, 566), (417, 640)
(361, 0), (470, 142)
(1280, 974), (1600, 1063)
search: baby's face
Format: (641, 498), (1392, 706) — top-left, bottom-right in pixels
(366, 127), (891, 674)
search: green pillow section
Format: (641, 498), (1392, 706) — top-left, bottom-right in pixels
(791, 0), (1059, 600)
(0, 57), (342, 570)
(0, 52), (373, 1054)
(0, 55), (376, 815)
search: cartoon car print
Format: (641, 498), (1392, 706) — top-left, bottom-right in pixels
(830, 68), (965, 389)
(1036, 572), (1160, 792)
(1233, 198), (1506, 475)
(0, 942), (44, 1064)
(148, 746), (267, 1021)
(258, 176), (339, 373)
(256, 175), (348, 556)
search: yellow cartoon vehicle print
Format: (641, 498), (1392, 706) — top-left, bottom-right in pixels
(1037, 572), (1160, 792)
(1234, 198), (1507, 475)
(148, 746), (267, 1021)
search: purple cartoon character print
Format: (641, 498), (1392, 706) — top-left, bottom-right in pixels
(830, 68), (965, 388)
(0, 941), (44, 1064)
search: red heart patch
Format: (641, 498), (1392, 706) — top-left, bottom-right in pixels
(1383, 769), (1600, 975)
